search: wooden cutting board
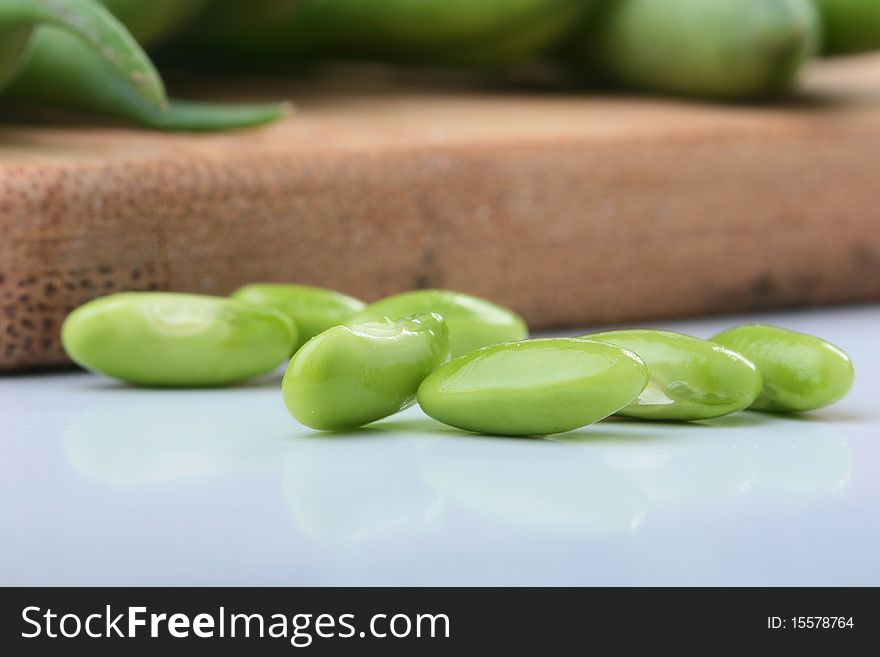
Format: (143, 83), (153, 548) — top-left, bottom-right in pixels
(2, 56), (880, 372)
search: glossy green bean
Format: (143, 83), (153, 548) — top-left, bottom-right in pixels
(811, 0), (880, 55)
(584, 329), (763, 420)
(232, 283), (366, 353)
(0, 0), (163, 103)
(711, 324), (854, 412)
(282, 313), (450, 431)
(566, 0), (820, 99)
(351, 290), (528, 359)
(417, 338), (649, 436)
(61, 292), (297, 387)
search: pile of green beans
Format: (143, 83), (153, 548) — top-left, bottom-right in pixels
(61, 285), (855, 437)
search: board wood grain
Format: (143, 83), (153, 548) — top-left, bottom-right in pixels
(2, 56), (880, 372)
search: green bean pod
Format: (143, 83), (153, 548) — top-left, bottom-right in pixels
(351, 290), (528, 359)
(232, 283), (366, 353)
(5, 26), (288, 130)
(4, 0), (287, 131)
(282, 313), (450, 431)
(61, 292), (297, 387)
(566, 0), (821, 100)
(810, 0), (880, 55)
(194, 0), (592, 67)
(711, 324), (855, 412)
(0, 0), (163, 103)
(584, 329), (763, 421)
(417, 338), (649, 436)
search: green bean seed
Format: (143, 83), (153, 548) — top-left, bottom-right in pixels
(351, 289), (528, 359)
(811, 0), (880, 55)
(711, 324), (854, 412)
(566, 0), (820, 99)
(232, 283), (365, 353)
(282, 313), (450, 431)
(417, 338), (649, 436)
(584, 329), (763, 420)
(61, 292), (297, 387)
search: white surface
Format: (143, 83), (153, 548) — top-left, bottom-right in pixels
(1, 306), (878, 586)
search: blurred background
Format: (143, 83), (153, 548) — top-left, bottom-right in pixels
(2, 0), (880, 372)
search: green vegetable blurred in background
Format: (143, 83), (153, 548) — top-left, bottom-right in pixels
(100, 0), (208, 46)
(811, 0), (880, 55)
(194, 0), (594, 68)
(5, 0), (880, 132)
(563, 0), (821, 100)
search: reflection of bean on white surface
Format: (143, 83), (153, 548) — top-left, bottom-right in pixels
(594, 414), (851, 505)
(601, 434), (757, 508)
(63, 388), (291, 486)
(419, 438), (646, 537)
(748, 417), (852, 497)
(283, 439), (444, 546)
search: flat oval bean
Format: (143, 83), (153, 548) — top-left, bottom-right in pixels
(232, 283), (365, 353)
(566, 0), (820, 99)
(584, 329), (763, 420)
(351, 290), (528, 359)
(811, 0), (880, 55)
(417, 338), (649, 436)
(711, 324), (854, 412)
(282, 313), (449, 431)
(61, 292), (297, 387)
